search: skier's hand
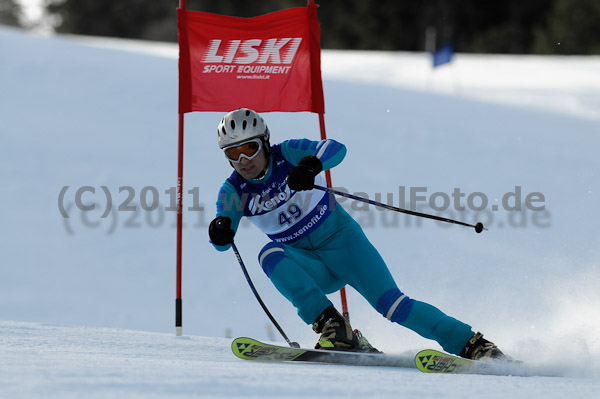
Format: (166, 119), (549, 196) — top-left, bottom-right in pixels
(209, 216), (235, 246)
(287, 156), (323, 191)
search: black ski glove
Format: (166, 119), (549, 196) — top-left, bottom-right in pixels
(209, 216), (235, 246)
(287, 156), (323, 191)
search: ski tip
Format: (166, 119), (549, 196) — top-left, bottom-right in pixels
(231, 337), (258, 360)
(415, 349), (476, 374)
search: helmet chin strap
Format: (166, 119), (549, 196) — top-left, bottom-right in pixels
(255, 164), (269, 180)
(253, 147), (270, 180)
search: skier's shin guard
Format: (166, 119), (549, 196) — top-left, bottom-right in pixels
(399, 301), (474, 355)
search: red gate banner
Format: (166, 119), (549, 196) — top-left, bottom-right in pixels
(177, 5), (324, 114)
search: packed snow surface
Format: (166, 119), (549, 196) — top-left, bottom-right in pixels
(2, 321), (599, 399)
(1, 26), (599, 397)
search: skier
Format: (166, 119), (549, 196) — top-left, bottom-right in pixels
(209, 108), (505, 360)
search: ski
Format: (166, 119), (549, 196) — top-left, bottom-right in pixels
(232, 338), (548, 377)
(415, 349), (530, 376)
(231, 337), (416, 369)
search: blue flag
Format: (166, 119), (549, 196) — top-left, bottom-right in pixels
(432, 43), (453, 68)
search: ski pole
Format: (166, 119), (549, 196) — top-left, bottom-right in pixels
(313, 185), (486, 233)
(229, 241), (300, 348)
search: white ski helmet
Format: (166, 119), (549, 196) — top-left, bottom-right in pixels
(217, 108), (270, 149)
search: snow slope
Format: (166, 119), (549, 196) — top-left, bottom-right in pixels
(1, 321), (598, 399)
(1, 26), (600, 397)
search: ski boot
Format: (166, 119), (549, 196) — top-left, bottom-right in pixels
(459, 332), (506, 361)
(313, 306), (359, 351)
(353, 329), (383, 354)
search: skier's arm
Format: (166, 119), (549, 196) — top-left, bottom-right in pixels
(211, 181), (243, 251)
(280, 139), (347, 170)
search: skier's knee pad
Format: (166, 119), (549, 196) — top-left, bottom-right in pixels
(258, 242), (286, 277)
(376, 288), (415, 323)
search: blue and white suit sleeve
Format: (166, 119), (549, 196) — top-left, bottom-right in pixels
(280, 139), (347, 170)
(212, 180), (243, 251)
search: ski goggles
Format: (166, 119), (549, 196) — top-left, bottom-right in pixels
(223, 138), (263, 163)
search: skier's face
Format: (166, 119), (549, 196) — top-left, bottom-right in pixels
(232, 148), (268, 180)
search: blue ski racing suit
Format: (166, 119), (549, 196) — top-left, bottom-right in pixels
(213, 138), (474, 355)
